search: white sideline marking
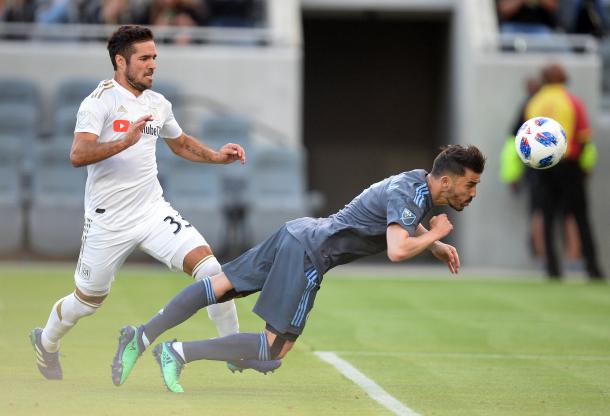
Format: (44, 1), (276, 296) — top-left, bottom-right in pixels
(332, 351), (610, 361)
(315, 351), (421, 416)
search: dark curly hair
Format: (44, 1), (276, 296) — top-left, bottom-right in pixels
(107, 25), (154, 71)
(430, 145), (486, 178)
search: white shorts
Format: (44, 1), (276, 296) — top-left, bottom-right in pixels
(74, 201), (208, 296)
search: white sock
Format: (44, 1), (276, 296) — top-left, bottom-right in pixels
(192, 255), (240, 336)
(141, 331), (150, 348)
(172, 341), (186, 362)
(207, 300), (239, 337)
(41, 292), (98, 352)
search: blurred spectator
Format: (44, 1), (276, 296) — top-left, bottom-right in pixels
(207, 0), (264, 28)
(501, 75), (583, 266)
(80, 0), (135, 25)
(136, 0), (208, 44)
(497, 0), (559, 34)
(559, 0), (609, 37)
(137, 0), (207, 26)
(524, 63), (605, 280)
(35, 0), (79, 24)
(3, 0), (37, 22)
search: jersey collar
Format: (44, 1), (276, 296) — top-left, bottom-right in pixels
(112, 78), (150, 100)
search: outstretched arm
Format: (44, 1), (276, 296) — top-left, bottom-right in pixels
(164, 133), (246, 165)
(386, 214), (458, 273)
(70, 114), (152, 167)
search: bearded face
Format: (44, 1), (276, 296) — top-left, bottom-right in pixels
(121, 40), (157, 92)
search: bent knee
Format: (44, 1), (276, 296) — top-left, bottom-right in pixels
(75, 287), (108, 308)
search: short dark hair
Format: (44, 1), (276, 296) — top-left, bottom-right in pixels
(430, 144), (486, 177)
(107, 25), (154, 71)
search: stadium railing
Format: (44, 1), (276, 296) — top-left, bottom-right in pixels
(0, 22), (273, 45)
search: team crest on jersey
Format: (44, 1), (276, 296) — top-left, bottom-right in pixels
(79, 263), (91, 281)
(401, 207), (416, 226)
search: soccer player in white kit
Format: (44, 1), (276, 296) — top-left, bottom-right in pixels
(30, 25), (279, 382)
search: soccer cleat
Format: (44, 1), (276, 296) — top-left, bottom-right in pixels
(111, 325), (144, 386)
(30, 327), (63, 380)
(153, 341), (185, 393)
(226, 359), (282, 374)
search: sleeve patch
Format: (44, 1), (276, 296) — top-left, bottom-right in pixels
(401, 208), (417, 226)
(76, 111), (91, 129)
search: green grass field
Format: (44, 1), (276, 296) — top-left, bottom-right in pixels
(1, 264), (610, 415)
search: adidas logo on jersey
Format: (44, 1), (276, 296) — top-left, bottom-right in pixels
(117, 105), (128, 113)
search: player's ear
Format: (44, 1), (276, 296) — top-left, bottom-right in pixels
(440, 175), (452, 190)
(115, 54), (126, 70)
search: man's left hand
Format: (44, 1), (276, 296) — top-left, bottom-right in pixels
(217, 143), (246, 165)
(430, 242), (460, 274)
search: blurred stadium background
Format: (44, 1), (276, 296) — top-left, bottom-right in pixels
(0, 0), (609, 273)
(2, 1), (610, 415)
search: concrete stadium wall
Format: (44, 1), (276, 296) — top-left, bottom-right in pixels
(0, 41), (301, 146)
(458, 53), (609, 273)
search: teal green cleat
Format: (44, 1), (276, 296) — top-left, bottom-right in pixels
(111, 325), (144, 386)
(153, 341), (185, 393)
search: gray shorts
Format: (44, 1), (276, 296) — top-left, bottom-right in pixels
(222, 225), (322, 337)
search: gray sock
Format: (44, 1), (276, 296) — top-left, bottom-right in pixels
(143, 278), (216, 343)
(182, 332), (270, 363)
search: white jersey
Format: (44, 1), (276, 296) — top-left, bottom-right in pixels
(74, 79), (182, 231)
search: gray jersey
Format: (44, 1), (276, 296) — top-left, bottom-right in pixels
(286, 169), (432, 274)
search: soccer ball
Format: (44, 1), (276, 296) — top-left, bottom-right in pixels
(515, 117), (567, 169)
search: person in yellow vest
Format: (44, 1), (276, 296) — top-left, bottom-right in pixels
(500, 76), (546, 260)
(523, 63), (604, 280)
(501, 75), (583, 265)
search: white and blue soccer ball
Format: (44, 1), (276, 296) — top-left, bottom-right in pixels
(515, 117), (567, 169)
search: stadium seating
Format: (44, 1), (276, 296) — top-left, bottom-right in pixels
(199, 113), (253, 198)
(0, 79), (41, 254)
(153, 81), (183, 120)
(0, 78), (40, 109)
(200, 113), (251, 151)
(159, 159), (225, 250)
(55, 106), (79, 137)
(56, 79), (98, 111)
(28, 149), (86, 257)
(0, 104), (37, 159)
(245, 146), (311, 243)
(0, 158), (24, 254)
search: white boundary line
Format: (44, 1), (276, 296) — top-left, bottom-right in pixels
(332, 351), (610, 361)
(315, 351), (421, 416)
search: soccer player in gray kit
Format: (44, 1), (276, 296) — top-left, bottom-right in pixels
(113, 144), (485, 392)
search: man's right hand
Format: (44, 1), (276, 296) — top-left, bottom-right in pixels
(429, 214), (454, 240)
(123, 114), (153, 147)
